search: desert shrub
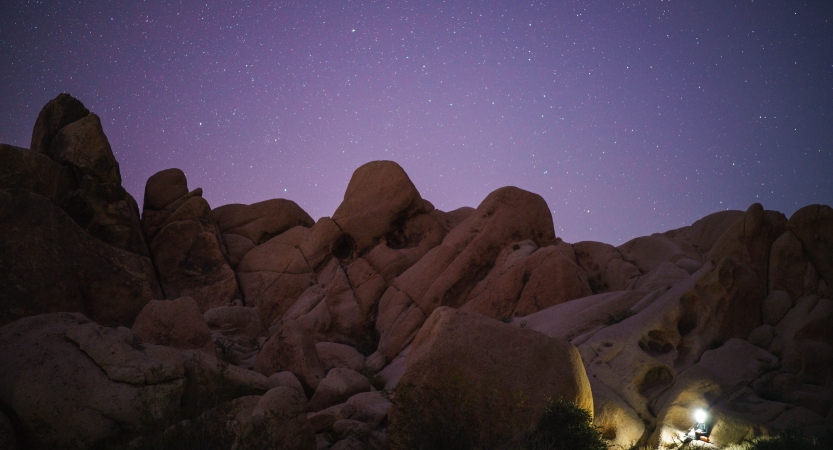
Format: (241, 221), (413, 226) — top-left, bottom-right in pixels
(387, 369), (537, 450)
(521, 397), (608, 450)
(723, 427), (832, 450)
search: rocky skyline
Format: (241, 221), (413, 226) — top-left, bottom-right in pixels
(1, 94), (831, 449)
(2, 1), (832, 246)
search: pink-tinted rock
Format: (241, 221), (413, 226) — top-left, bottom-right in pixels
(709, 203), (787, 288)
(617, 234), (704, 275)
(787, 204), (833, 288)
(233, 386), (316, 450)
(429, 206), (475, 232)
(332, 161), (427, 255)
(143, 168), (189, 211)
(221, 233), (256, 269)
(30, 93), (90, 155)
(0, 313), (185, 449)
(375, 186), (555, 361)
(46, 112), (121, 184)
(203, 305), (264, 347)
(573, 240), (641, 293)
(148, 193), (241, 312)
(395, 307), (592, 446)
(662, 209), (745, 253)
(253, 319), (325, 392)
(308, 368), (371, 412)
(131, 297), (216, 356)
(461, 240), (592, 319)
(316, 342), (365, 372)
(0, 189), (161, 327)
(211, 199), (314, 245)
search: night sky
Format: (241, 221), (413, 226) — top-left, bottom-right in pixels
(1, 1), (831, 246)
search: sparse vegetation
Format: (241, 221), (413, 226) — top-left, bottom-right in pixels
(387, 370), (608, 450)
(521, 397), (608, 450)
(722, 427), (832, 450)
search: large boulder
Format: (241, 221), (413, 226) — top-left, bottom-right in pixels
(0, 189), (161, 327)
(374, 186), (555, 362)
(308, 368), (371, 412)
(0, 313), (186, 449)
(573, 240), (641, 293)
(236, 218), (340, 326)
(142, 168), (189, 211)
(232, 387), (316, 450)
(576, 258), (764, 436)
(14, 95), (150, 257)
(709, 203), (787, 288)
(460, 239), (592, 319)
(786, 204), (833, 288)
(617, 234), (704, 275)
(769, 231), (817, 301)
(662, 210), (745, 254)
(332, 160), (428, 255)
(0, 143), (74, 204)
(649, 339), (779, 447)
(142, 170), (241, 311)
(131, 297), (216, 356)
(211, 199), (314, 245)
(253, 319), (325, 392)
(393, 307), (592, 446)
(30, 93), (90, 155)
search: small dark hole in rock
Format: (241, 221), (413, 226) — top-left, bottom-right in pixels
(332, 235), (354, 259)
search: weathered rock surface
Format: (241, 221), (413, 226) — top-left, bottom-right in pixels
(332, 160), (427, 255)
(394, 307), (592, 445)
(308, 368), (372, 412)
(662, 209), (745, 253)
(0, 189), (161, 327)
(143, 168), (189, 211)
(131, 297), (216, 356)
(375, 186), (555, 362)
(316, 342), (366, 372)
(253, 319), (326, 392)
(232, 386), (316, 450)
(30, 92), (90, 155)
(787, 204), (833, 288)
(573, 240), (641, 293)
(0, 313), (185, 449)
(212, 198), (314, 245)
(142, 170), (241, 311)
(460, 239), (593, 319)
(0, 143), (74, 204)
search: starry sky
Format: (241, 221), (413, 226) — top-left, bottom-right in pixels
(1, 1), (831, 246)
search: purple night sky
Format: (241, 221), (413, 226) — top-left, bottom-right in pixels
(1, 1), (831, 245)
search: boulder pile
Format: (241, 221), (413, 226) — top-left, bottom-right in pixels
(0, 94), (830, 449)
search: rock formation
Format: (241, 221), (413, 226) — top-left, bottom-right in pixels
(0, 94), (830, 449)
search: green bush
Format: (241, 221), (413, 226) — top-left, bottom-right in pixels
(521, 397), (608, 450)
(387, 370), (607, 450)
(723, 427), (832, 450)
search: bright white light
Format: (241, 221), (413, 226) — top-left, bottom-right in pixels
(694, 409), (707, 423)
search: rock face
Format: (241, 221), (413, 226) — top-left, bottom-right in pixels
(394, 307), (593, 446)
(30, 94), (149, 257)
(375, 185), (555, 362)
(332, 160), (428, 255)
(131, 297), (216, 356)
(212, 199), (314, 245)
(0, 313), (186, 449)
(141, 169), (241, 312)
(2, 95), (831, 450)
(0, 189), (161, 327)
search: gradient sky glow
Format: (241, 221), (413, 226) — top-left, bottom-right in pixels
(2, 1), (831, 245)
